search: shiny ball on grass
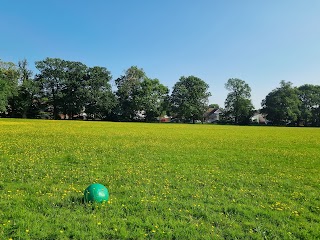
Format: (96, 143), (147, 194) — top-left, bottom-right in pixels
(84, 183), (109, 203)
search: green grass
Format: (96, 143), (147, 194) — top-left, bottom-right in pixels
(0, 119), (319, 239)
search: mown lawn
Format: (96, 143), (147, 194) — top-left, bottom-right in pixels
(0, 119), (319, 239)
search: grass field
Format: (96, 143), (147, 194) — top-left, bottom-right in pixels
(0, 119), (319, 239)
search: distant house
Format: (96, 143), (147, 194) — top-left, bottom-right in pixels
(158, 115), (171, 122)
(133, 110), (146, 121)
(58, 113), (69, 120)
(204, 108), (222, 123)
(251, 111), (266, 124)
(58, 113), (85, 120)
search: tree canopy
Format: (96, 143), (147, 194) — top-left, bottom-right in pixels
(171, 76), (211, 123)
(224, 78), (254, 124)
(13, 59), (40, 118)
(0, 60), (19, 113)
(115, 66), (147, 121)
(297, 84), (320, 126)
(1, 56), (320, 126)
(261, 81), (301, 125)
(84, 66), (115, 119)
(136, 78), (169, 122)
(35, 57), (114, 120)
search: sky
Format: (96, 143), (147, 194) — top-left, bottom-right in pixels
(1, 0), (320, 109)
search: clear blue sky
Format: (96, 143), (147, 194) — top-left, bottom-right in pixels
(1, 0), (320, 108)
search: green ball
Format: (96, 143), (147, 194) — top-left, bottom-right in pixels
(84, 183), (109, 203)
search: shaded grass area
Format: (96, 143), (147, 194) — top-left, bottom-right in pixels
(0, 119), (319, 239)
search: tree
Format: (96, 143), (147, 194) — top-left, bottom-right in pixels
(35, 58), (67, 119)
(61, 61), (87, 119)
(0, 60), (19, 114)
(261, 81), (301, 125)
(14, 59), (40, 118)
(36, 58), (90, 119)
(298, 84), (320, 126)
(224, 78), (254, 124)
(115, 66), (146, 121)
(136, 78), (169, 122)
(171, 76), (211, 123)
(84, 66), (116, 119)
(36, 57), (118, 120)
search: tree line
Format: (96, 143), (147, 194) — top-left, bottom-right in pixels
(1, 57), (319, 126)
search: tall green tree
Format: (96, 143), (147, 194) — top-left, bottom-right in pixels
(61, 61), (87, 118)
(171, 75), (211, 123)
(35, 58), (67, 119)
(14, 59), (40, 118)
(224, 78), (254, 124)
(84, 66), (116, 119)
(298, 84), (320, 126)
(115, 66), (146, 121)
(136, 78), (169, 122)
(261, 80), (301, 125)
(36, 58), (89, 119)
(0, 60), (19, 114)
